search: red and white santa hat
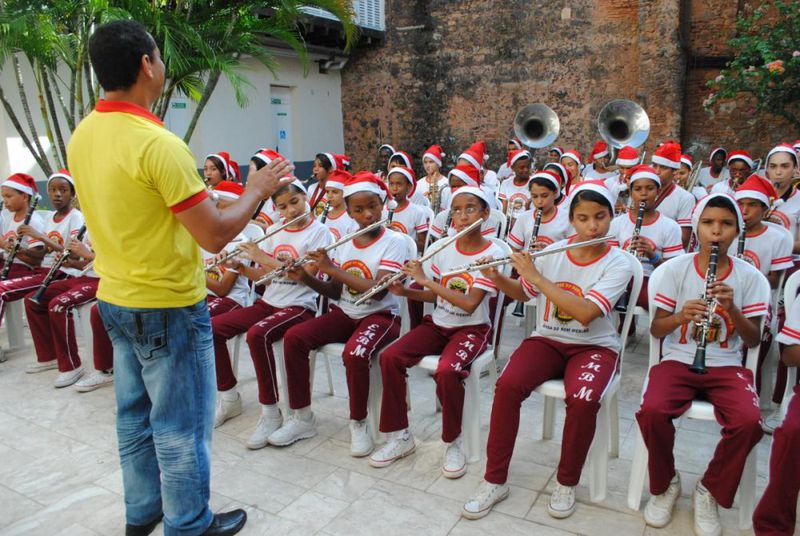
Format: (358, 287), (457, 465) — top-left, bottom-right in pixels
(458, 141), (486, 172)
(2, 173), (37, 196)
(338, 154), (351, 169)
(290, 178), (308, 195)
(451, 185), (492, 208)
(709, 147), (727, 161)
(344, 171), (389, 202)
(529, 170), (562, 191)
(735, 173), (777, 207)
(680, 154), (693, 169)
(319, 152), (343, 171)
(422, 145), (446, 167)
(727, 150), (754, 168)
(550, 146), (564, 158)
(213, 181), (245, 200)
(448, 164), (481, 188)
(692, 192), (743, 234)
(326, 170), (352, 191)
(508, 137), (523, 150)
(616, 146), (639, 167)
(48, 168), (74, 187)
(228, 160), (240, 183)
(387, 165), (417, 197)
(379, 144), (395, 154)
(588, 141), (609, 163)
(629, 165), (661, 187)
(252, 148), (285, 166)
(767, 143), (799, 167)
(651, 141), (682, 169)
(206, 151), (233, 179)
(793, 140), (800, 152)
(569, 180), (616, 211)
(390, 151), (413, 168)
(560, 149), (582, 166)
(507, 149), (532, 168)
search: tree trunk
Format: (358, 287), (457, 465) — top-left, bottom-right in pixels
(0, 85), (52, 174)
(40, 65), (67, 168)
(51, 69), (75, 132)
(183, 70), (221, 143)
(83, 58), (95, 110)
(12, 54), (51, 175)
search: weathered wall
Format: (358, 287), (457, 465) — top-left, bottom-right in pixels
(341, 0), (797, 172)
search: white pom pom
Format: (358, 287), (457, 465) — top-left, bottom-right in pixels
(387, 199), (398, 210)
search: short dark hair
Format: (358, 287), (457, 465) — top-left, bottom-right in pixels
(705, 195), (741, 230)
(89, 20), (157, 92)
(569, 190), (613, 219)
(270, 183), (305, 201)
(315, 153), (334, 171)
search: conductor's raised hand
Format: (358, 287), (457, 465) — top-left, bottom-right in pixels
(246, 158), (295, 200)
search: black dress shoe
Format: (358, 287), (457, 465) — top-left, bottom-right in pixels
(125, 514), (163, 536)
(201, 509), (247, 536)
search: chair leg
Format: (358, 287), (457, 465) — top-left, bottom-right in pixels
(309, 351), (317, 394)
(542, 396), (556, 440)
(463, 366), (481, 464)
(488, 357), (498, 397)
(760, 339), (777, 409)
(323, 351), (335, 396)
(272, 341), (291, 416)
(626, 425), (649, 511)
(609, 391), (620, 458)
(737, 448), (757, 530)
(368, 355), (382, 443)
(231, 335), (242, 380)
(588, 402), (609, 502)
(6, 300), (24, 349)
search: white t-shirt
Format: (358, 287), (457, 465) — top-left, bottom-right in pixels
(698, 166), (730, 188)
(383, 202), (431, 242)
(655, 183), (696, 228)
(323, 209), (357, 240)
(710, 180), (736, 196)
(416, 176), (449, 212)
(440, 187), (502, 212)
(507, 206), (572, 250)
(652, 253), (770, 367)
(770, 188), (800, 239)
(777, 293), (800, 345)
(429, 210), (501, 240)
(609, 211), (684, 276)
(1, 208), (46, 268)
(40, 208), (85, 269)
(203, 234), (251, 307)
(483, 170), (500, 200)
(520, 241), (631, 352)
(726, 222), (793, 276)
(332, 228), (409, 319)
(584, 168), (619, 182)
(261, 219), (333, 311)
(689, 185), (708, 202)
(498, 178), (531, 211)
(427, 240), (504, 328)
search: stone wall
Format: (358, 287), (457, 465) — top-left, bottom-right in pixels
(340, 0), (798, 173)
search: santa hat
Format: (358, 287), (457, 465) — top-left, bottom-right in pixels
(228, 160), (240, 183)
(529, 170), (562, 191)
(448, 164), (481, 187)
(390, 151), (413, 168)
(387, 166), (417, 197)
(629, 165), (661, 187)
(507, 149), (532, 168)
(290, 178), (308, 195)
(692, 192), (743, 234)
(451, 185), (492, 208)
(550, 146), (564, 158)
(651, 141), (682, 169)
(338, 154), (351, 169)
(422, 145), (446, 167)
(793, 140), (800, 152)
(2, 173), (37, 196)
(588, 141), (609, 163)
(709, 147), (727, 161)
(543, 162), (571, 187)
(616, 146), (639, 167)
(319, 152), (342, 171)
(680, 154), (693, 169)
(379, 144), (395, 154)
(569, 180), (615, 211)
(767, 144), (799, 167)
(458, 141), (486, 171)
(735, 174), (777, 207)
(206, 151), (232, 179)
(344, 171), (389, 202)
(561, 149), (582, 167)
(326, 170), (352, 191)
(727, 150), (754, 169)
(213, 181), (245, 200)
(252, 149), (285, 166)
(508, 137), (523, 150)
(48, 168), (74, 187)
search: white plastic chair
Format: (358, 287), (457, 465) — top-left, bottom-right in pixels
(626, 263), (769, 530)
(75, 301), (96, 359)
(759, 270), (786, 408)
(5, 300), (25, 350)
(534, 250), (643, 502)
(414, 238), (513, 463)
(489, 209), (507, 240)
(779, 270), (800, 420)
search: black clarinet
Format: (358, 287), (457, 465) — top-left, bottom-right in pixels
(319, 201), (332, 224)
(30, 225), (88, 305)
(736, 231), (746, 259)
(512, 209), (542, 318)
(615, 201), (646, 312)
(690, 242), (719, 374)
(1, 195), (40, 280)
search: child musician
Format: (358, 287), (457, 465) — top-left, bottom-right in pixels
(429, 165), (500, 240)
(308, 152), (344, 216)
(418, 145), (449, 213)
(210, 180), (332, 447)
(440, 141), (501, 211)
(385, 166), (431, 252)
(698, 147), (730, 189)
(675, 154), (708, 202)
(710, 150), (754, 196)
(636, 193), (769, 536)
(322, 170), (358, 240)
(649, 141), (696, 248)
(203, 151), (234, 187)
(559, 149), (584, 189)
(507, 170), (571, 252)
(496, 137), (523, 182)
(462, 181), (632, 520)
(0, 173), (45, 281)
(369, 185), (505, 477)
(249, 148), (290, 227)
(387, 151), (429, 207)
(583, 141), (619, 182)
(271, 172), (409, 456)
(753, 292), (800, 535)
(764, 144), (800, 237)
(498, 149), (532, 214)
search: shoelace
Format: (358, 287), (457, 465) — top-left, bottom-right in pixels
(696, 490), (717, 515)
(552, 484), (572, 503)
(474, 482), (497, 503)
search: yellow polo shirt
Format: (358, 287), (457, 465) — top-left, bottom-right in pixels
(67, 99), (208, 308)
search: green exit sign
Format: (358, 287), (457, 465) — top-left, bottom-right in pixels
(172, 102), (187, 109)
(271, 98), (282, 104)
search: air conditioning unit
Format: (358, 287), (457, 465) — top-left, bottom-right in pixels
(302, 0), (385, 32)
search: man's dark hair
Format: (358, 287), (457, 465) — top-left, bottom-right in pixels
(89, 20), (157, 92)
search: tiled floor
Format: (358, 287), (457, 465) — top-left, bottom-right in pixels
(0, 311), (790, 535)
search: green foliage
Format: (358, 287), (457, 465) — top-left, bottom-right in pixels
(704, 0), (800, 129)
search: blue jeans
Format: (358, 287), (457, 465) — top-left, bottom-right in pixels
(98, 300), (215, 536)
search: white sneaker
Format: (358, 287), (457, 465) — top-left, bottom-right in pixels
(762, 411), (783, 435)
(442, 437), (467, 479)
(54, 367), (84, 388)
(25, 360), (57, 374)
(75, 370), (114, 392)
(268, 413), (317, 446)
(349, 419), (373, 457)
(368, 429), (415, 468)
(547, 483), (576, 519)
(213, 393), (242, 428)
(246, 410), (283, 450)
(693, 483), (722, 536)
(462, 480), (510, 520)
(644, 473), (681, 528)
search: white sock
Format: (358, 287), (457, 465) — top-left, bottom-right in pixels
(261, 404), (280, 418)
(222, 389), (238, 401)
(295, 406), (312, 421)
(397, 428), (411, 440)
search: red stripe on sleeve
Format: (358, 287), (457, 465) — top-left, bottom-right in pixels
(170, 190), (209, 214)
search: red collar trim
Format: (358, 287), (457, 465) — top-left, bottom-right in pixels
(745, 224), (767, 238)
(95, 99), (163, 126)
(693, 252), (733, 281)
(540, 206), (558, 224)
(628, 210), (660, 226)
(354, 227), (385, 249)
(52, 208), (73, 223)
(566, 236), (611, 266)
(455, 238), (492, 256)
(285, 217), (314, 233)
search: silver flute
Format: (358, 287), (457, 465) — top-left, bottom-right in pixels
(441, 235), (613, 277)
(353, 219), (483, 306)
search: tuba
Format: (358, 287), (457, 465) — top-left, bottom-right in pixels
(513, 104), (560, 150)
(597, 99), (650, 151)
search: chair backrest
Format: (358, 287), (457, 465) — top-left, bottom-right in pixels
(488, 238), (513, 349)
(781, 270), (800, 416)
(490, 209), (508, 239)
(395, 232), (420, 335)
(242, 222), (265, 242)
(770, 270), (787, 332)
(616, 250), (644, 366)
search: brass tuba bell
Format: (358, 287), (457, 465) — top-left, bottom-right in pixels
(513, 103), (560, 149)
(597, 99), (650, 149)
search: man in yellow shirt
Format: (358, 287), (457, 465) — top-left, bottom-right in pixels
(67, 20), (292, 536)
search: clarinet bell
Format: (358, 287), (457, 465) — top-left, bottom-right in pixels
(689, 347), (708, 374)
(511, 300), (525, 318)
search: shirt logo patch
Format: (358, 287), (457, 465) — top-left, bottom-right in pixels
(342, 259), (372, 296)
